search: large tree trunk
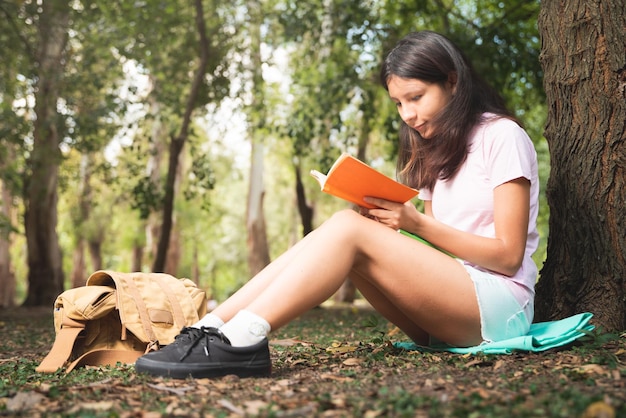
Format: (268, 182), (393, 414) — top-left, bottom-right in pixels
(535, 0), (626, 331)
(23, 0), (70, 306)
(153, 0), (209, 272)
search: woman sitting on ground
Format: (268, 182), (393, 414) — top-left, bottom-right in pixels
(135, 30), (539, 379)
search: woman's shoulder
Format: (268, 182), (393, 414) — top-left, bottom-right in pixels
(468, 113), (534, 158)
(476, 113), (530, 142)
(479, 113), (524, 131)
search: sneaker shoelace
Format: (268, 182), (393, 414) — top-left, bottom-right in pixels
(176, 326), (231, 361)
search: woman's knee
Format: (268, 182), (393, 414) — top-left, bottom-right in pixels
(326, 209), (365, 231)
(314, 210), (370, 245)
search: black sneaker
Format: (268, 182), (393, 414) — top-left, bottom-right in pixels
(135, 327), (271, 379)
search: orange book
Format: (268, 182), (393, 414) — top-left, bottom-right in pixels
(310, 153), (418, 209)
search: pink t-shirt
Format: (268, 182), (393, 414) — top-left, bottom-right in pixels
(418, 115), (539, 303)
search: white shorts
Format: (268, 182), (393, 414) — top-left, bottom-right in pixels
(464, 264), (534, 343)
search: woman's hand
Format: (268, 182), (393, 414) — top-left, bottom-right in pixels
(361, 197), (420, 231)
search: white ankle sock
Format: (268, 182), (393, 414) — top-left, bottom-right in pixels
(192, 313), (225, 329)
(220, 309), (271, 347)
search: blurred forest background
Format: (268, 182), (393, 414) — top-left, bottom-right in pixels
(1, 0), (547, 306)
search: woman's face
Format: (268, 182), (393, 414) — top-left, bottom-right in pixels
(387, 75), (455, 139)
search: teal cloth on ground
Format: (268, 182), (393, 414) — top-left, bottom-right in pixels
(393, 312), (594, 354)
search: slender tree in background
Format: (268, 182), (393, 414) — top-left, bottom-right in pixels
(245, 0), (272, 276)
(535, 0), (626, 330)
(69, 154), (93, 288)
(0, 172), (16, 307)
(153, 0), (212, 272)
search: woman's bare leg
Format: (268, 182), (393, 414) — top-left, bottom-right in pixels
(349, 271), (430, 345)
(210, 232), (315, 323)
(237, 209), (481, 347)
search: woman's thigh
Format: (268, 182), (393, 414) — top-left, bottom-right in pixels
(350, 222), (482, 347)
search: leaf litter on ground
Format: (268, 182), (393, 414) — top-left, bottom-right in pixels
(0, 303), (624, 417)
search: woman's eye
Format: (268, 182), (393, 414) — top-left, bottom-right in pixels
(411, 95), (422, 101)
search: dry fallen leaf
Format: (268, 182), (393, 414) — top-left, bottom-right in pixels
(575, 364), (608, 375)
(581, 401), (615, 418)
(342, 357), (363, 366)
(219, 398), (244, 415)
(67, 401), (115, 414)
(244, 399), (270, 415)
(270, 337), (311, 347)
(465, 358), (488, 368)
(320, 373), (354, 382)
(6, 391), (47, 413)
(326, 342), (358, 353)
(147, 383), (195, 396)
(493, 359), (505, 371)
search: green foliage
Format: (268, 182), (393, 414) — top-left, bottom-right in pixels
(130, 176), (164, 220)
(183, 149), (216, 210)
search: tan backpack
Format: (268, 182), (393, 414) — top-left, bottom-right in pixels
(36, 270), (207, 373)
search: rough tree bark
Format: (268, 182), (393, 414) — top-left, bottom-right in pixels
(23, 0), (70, 306)
(535, 0), (626, 330)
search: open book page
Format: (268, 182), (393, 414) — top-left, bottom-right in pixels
(310, 153), (418, 209)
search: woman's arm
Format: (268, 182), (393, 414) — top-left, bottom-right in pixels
(418, 178), (529, 276)
(366, 177), (530, 276)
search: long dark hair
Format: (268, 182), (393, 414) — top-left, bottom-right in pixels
(380, 31), (514, 190)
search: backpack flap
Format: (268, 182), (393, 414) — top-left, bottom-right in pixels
(87, 270), (207, 347)
(36, 285), (116, 373)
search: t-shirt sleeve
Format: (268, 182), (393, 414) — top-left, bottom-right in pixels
(418, 187), (432, 201)
(484, 119), (536, 188)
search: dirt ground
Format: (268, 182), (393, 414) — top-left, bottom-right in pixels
(1, 304), (625, 417)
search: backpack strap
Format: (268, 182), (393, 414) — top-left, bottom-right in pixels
(65, 349), (145, 373)
(35, 318), (85, 373)
(152, 274), (187, 330)
(118, 274), (158, 343)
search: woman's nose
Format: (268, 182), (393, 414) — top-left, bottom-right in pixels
(399, 105), (416, 123)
